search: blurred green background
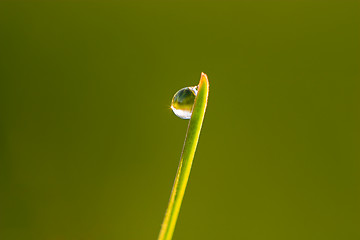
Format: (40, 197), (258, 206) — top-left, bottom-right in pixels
(0, 1), (359, 239)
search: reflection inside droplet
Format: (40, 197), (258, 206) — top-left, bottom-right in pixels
(171, 86), (198, 119)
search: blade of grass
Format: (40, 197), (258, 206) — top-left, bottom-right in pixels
(158, 72), (209, 240)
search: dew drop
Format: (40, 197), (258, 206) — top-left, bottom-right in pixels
(171, 86), (198, 119)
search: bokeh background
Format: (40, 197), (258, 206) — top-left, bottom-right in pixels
(0, 1), (359, 239)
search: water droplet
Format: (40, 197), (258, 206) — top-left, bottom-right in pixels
(171, 86), (198, 119)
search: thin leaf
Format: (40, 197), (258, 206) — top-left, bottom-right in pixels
(158, 73), (209, 240)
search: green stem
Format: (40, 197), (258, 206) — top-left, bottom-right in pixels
(158, 73), (209, 240)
